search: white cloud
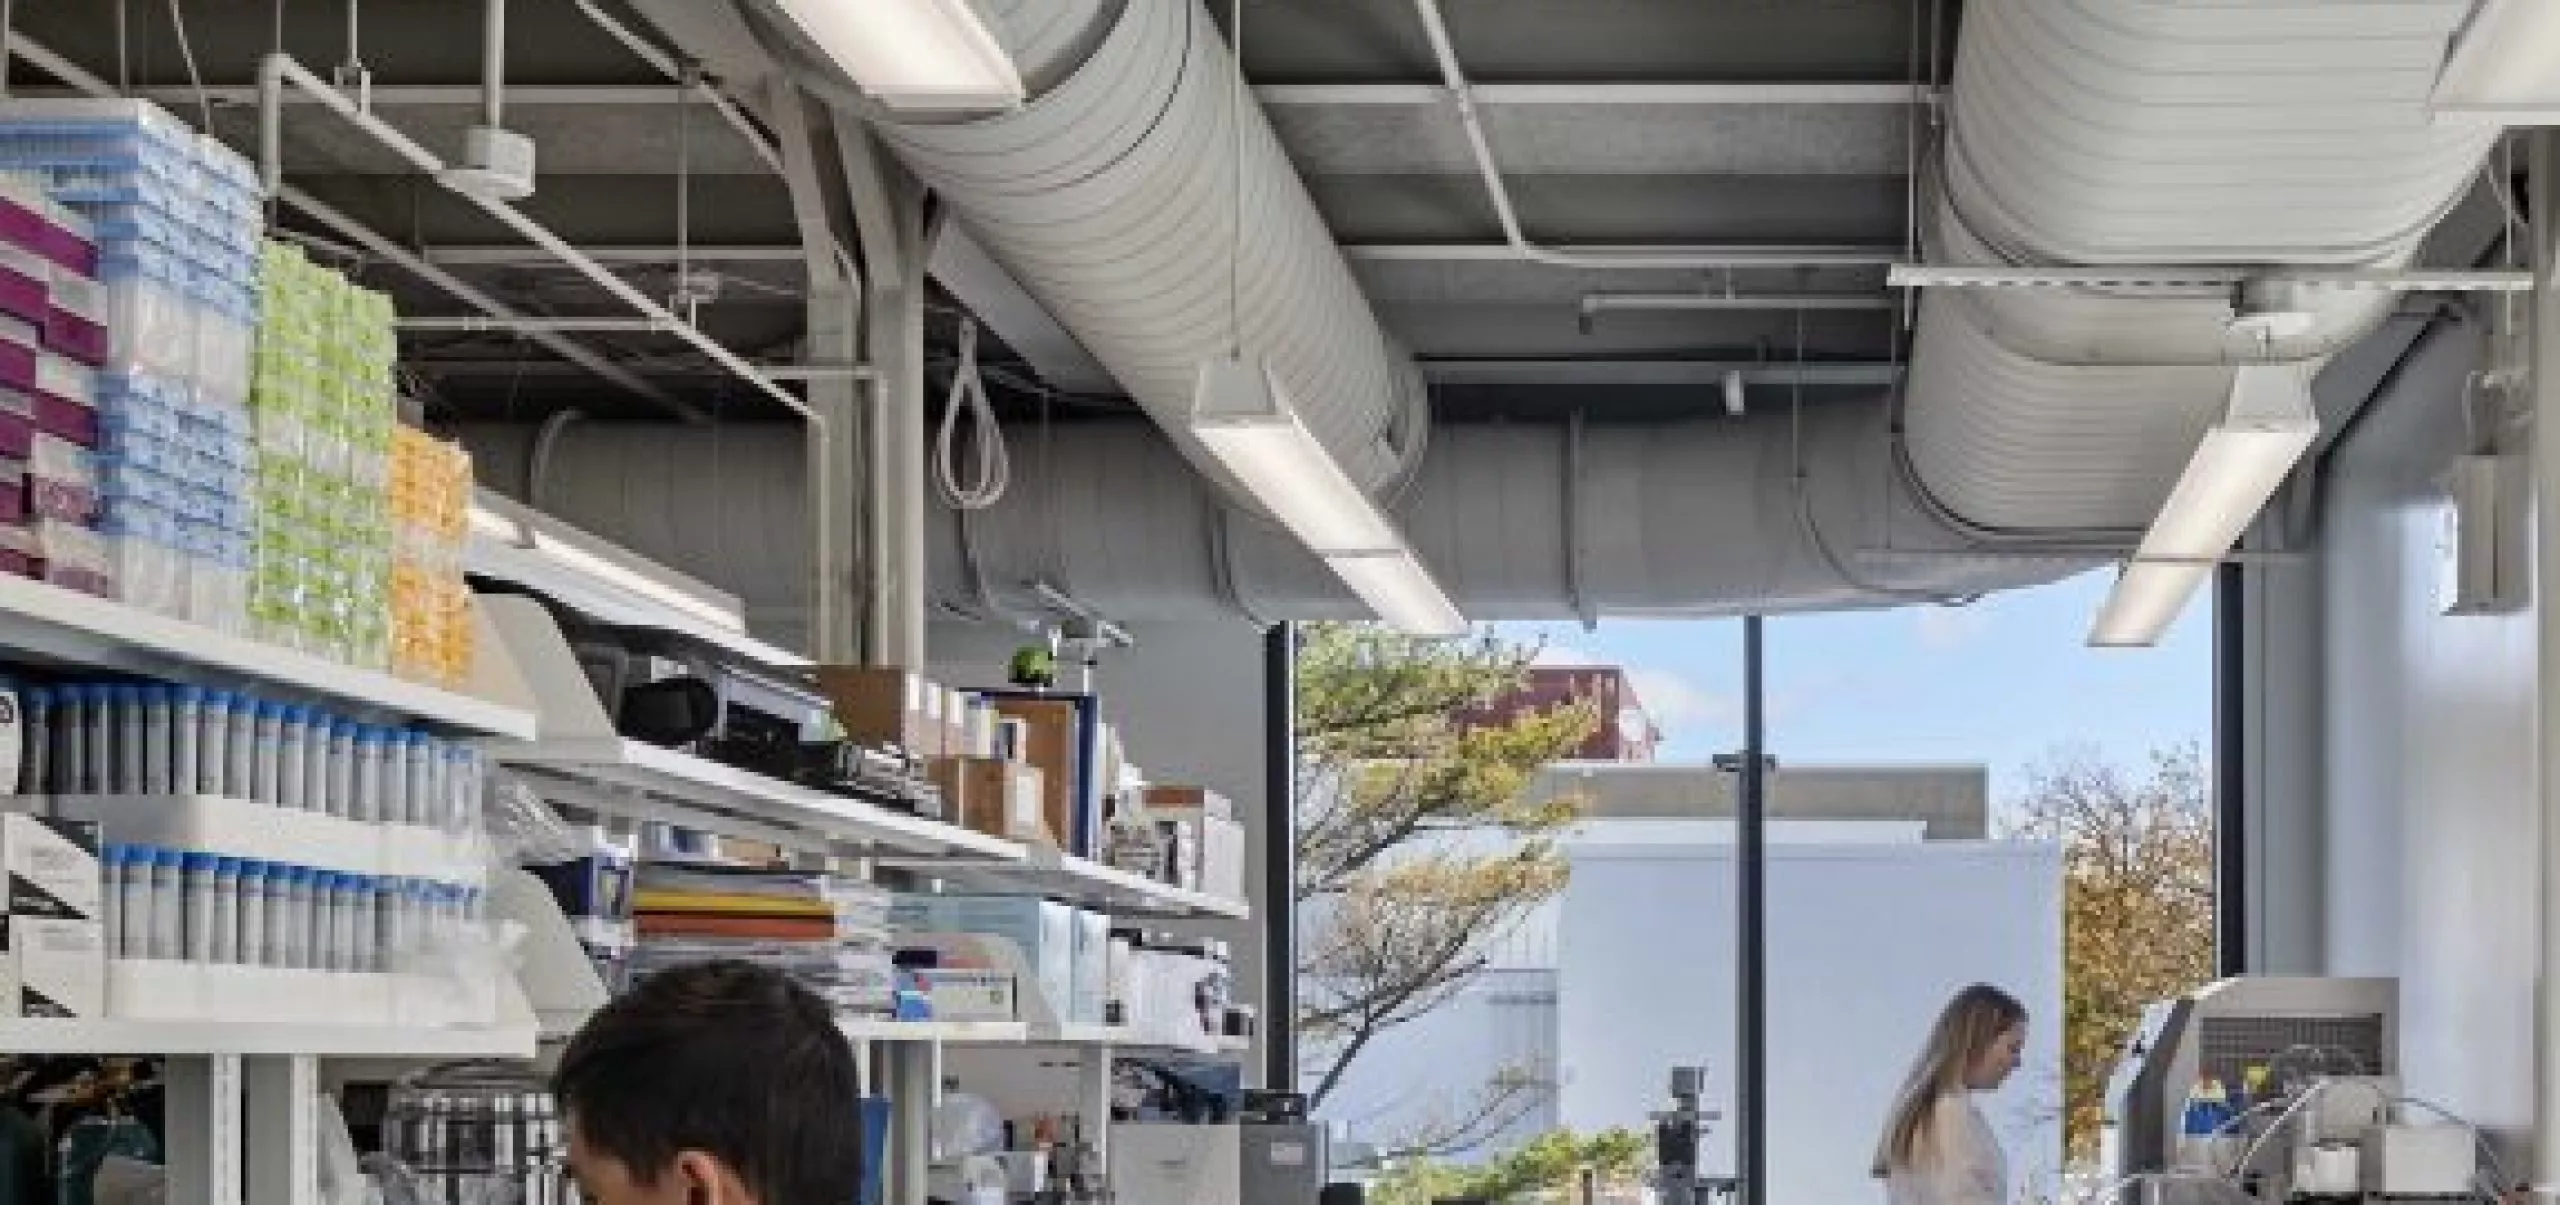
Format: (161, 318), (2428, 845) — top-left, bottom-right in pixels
(1914, 605), (1991, 652)
(1627, 668), (1737, 739)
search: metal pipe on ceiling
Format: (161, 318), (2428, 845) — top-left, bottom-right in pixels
(255, 51), (810, 422)
(1580, 293), (1899, 316)
(1408, 0), (1897, 273)
(397, 316), (680, 333)
(6, 31), (708, 421)
(480, 0), (507, 128)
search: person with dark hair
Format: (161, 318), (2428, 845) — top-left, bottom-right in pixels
(552, 960), (864, 1205)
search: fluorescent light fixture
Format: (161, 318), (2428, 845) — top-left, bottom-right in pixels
(2089, 364), (2317, 647)
(768, 0), (1026, 112)
(1190, 357), (1403, 556)
(2431, 0), (2560, 120)
(2089, 560), (2215, 647)
(1329, 553), (1469, 638)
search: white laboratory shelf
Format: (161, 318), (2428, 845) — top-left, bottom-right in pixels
(498, 737), (1025, 860)
(0, 573), (537, 738)
(0, 1017), (537, 1058)
(884, 846), (1251, 920)
(839, 1018), (1030, 1044)
(1019, 1024), (1244, 1057)
(997, 848), (1251, 921)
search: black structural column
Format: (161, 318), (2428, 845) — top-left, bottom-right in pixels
(2212, 561), (2248, 977)
(1738, 615), (1768, 1205)
(1264, 622), (1299, 1090)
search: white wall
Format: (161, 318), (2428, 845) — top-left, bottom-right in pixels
(2310, 318), (2542, 1137)
(1556, 840), (2064, 1205)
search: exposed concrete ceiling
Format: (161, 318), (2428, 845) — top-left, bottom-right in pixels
(11, 0), (1951, 426)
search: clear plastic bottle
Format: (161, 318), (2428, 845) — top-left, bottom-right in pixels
(171, 686), (201, 795)
(180, 851), (216, 962)
(236, 860), (269, 967)
(449, 746), (482, 830)
(327, 719), (357, 819)
(224, 694), (256, 802)
(250, 701), (282, 806)
(403, 734), (434, 827)
(21, 686), (49, 796)
(113, 685), (144, 795)
(300, 709), (329, 820)
(148, 848), (182, 961)
(209, 856), (240, 963)
(376, 877), (403, 970)
(310, 871), (338, 971)
(100, 845), (127, 959)
(264, 865), (297, 969)
(199, 690), (232, 797)
(334, 875), (363, 972)
(276, 706), (308, 811)
(380, 731), (410, 827)
(119, 846), (155, 960)
(142, 687), (172, 795)
(354, 729), (385, 824)
(419, 736), (448, 828)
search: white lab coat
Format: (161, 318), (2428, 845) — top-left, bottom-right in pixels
(1884, 1093), (2008, 1205)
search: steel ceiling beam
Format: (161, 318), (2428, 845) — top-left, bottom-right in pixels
(1347, 243), (1906, 267)
(83, 81), (1937, 109)
(1257, 82), (1937, 107)
(1420, 359), (1900, 386)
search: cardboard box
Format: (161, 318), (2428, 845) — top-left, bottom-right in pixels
(992, 698), (1085, 852)
(972, 760), (1048, 844)
(936, 757), (1048, 842)
(928, 757), (974, 824)
(816, 666), (935, 755)
(1143, 786), (1236, 821)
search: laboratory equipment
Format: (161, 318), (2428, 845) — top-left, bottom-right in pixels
(1654, 1065), (1737, 1205)
(2104, 977), (2403, 1200)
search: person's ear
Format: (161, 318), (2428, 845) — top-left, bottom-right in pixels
(669, 1151), (756, 1205)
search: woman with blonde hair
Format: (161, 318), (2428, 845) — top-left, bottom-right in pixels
(1872, 983), (2029, 1205)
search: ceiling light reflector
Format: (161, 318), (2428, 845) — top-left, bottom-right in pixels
(2089, 364), (2317, 647)
(1329, 553), (1469, 638)
(768, 0), (1026, 112)
(1190, 357), (1403, 556)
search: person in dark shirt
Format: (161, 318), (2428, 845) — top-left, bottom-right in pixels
(553, 960), (864, 1205)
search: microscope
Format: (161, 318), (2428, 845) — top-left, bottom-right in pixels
(1654, 1067), (1739, 1205)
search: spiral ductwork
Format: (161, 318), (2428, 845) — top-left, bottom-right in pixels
(536, 0), (2497, 631)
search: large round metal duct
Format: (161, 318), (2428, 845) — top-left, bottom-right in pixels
(864, 0), (1427, 492)
(466, 411), (2087, 627)
(1901, 0), (2493, 534)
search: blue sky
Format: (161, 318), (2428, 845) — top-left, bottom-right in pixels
(1496, 567), (2213, 804)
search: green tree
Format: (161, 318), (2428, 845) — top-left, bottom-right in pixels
(2008, 742), (2215, 1161)
(1369, 1128), (1652, 1205)
(1295, 623), (1600, 1150)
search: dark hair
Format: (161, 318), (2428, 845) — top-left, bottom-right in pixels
(553, 960), (863, 1204)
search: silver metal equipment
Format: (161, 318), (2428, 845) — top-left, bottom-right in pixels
(1654, 1066), (1739, 1205)
(2103, 977), (2398, 1194)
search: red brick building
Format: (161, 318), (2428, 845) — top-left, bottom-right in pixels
(1462, 664), (1661, 762)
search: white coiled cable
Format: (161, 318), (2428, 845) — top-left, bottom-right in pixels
(935, 319), (1011, 510)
